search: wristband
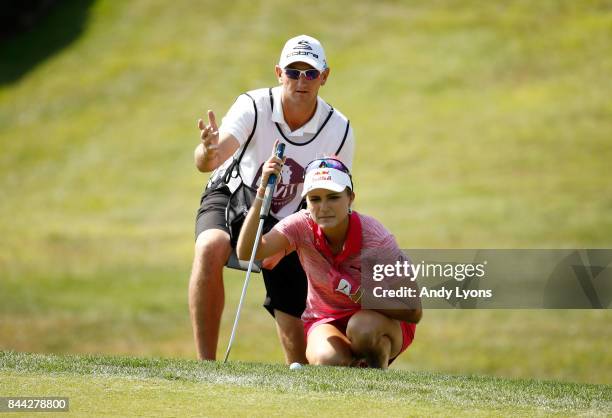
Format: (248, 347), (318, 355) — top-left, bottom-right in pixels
(255, 195), (264, 201)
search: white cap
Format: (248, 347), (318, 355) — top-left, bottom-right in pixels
(302, 167), (352, 197)
(279, 35), (327, 71)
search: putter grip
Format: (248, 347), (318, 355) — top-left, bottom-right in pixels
(260, 143), (285, 218)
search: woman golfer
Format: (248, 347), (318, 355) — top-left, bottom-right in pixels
(237, 142), (421, 368)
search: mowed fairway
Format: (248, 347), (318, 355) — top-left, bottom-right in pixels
(1, 352), (610, 416)
(1, 0), (611, 408)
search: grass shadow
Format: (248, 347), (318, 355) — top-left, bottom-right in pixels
(0, 0), (96, 86)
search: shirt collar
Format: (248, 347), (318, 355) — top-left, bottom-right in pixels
(308, 211), (362, 267)
(271, 86), (324, 136)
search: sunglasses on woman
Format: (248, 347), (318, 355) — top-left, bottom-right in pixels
(284, 68), (321, 81)
(305, 158), (351, 175)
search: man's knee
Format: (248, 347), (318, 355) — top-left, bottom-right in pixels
(194, 230), (231, 265)
(190, 229), (232, 290)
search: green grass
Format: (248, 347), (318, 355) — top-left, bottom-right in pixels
(1, 0), (611, 395)
(1, 351), (610, 417)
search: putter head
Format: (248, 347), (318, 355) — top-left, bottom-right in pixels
(226, 250), (261, 273)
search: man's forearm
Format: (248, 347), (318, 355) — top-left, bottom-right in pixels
(236, 187), (266, 260)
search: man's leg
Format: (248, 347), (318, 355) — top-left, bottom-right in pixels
(188, 229), (232, 360)
(274, 310), (308, 364)
(262, 251), (308, 364)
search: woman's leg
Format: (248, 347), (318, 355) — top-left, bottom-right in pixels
(346, 310), (403, 369)
(306, 323), (353, 367)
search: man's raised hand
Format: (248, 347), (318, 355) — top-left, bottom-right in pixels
(198, 110), (219, 162)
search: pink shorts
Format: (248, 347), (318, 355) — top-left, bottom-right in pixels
(303, 311), (416, 364)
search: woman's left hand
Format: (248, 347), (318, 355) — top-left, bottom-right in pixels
(259, 139), (286, 191)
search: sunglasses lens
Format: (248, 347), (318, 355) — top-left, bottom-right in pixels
(284, 68), (320, 80)
(306, 159), (349, 174)
(305, 69), (320, 80)
(284, 69), (300, 79)
(326, 160), (348, 172)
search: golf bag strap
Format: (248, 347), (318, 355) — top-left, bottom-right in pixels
(236, 93), (258, 164)
(224, 93), (260, 272)
(222, 93), (258, 184)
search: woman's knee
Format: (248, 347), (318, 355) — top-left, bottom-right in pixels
(346, 310), (385, 347)
(306, 328), (353, 367)
(307, 345), (352, 367)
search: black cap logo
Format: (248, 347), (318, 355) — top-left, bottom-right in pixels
(293, 40), (313, 51)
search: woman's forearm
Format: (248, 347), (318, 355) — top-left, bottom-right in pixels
(236, 186), (266, 260)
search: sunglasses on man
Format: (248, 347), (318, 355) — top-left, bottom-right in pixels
(283, 67), (321, 81)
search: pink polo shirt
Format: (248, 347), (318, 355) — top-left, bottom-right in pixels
(273, 209), (406, 324)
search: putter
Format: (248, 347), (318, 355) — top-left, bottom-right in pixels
(224, 142), (285, 363)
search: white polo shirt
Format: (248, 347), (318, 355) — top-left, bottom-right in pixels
(210, 86), (355, 219)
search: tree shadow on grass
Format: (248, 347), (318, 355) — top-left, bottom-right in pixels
(0, 0), (96, 86)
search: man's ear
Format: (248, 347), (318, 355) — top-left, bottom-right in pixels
(320, 68), (330, 86)
(275, 65), (283, 83)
